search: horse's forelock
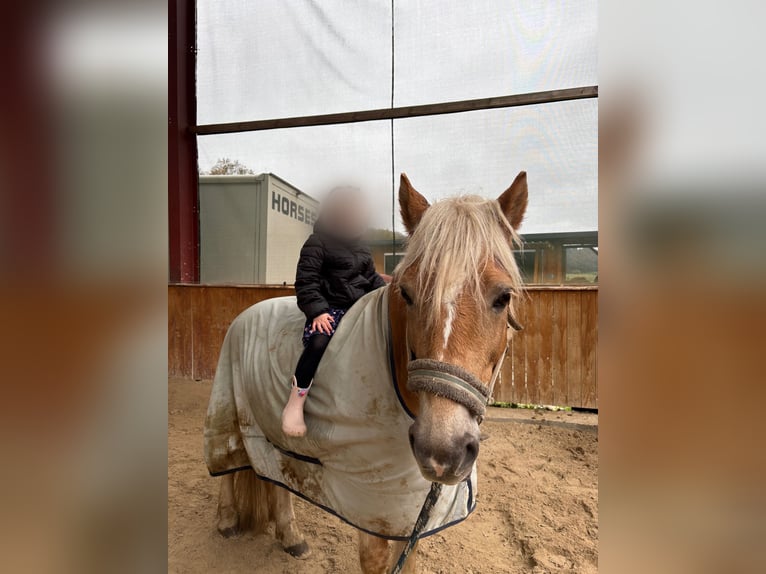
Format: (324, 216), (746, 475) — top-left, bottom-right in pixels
(393, 195), (523, 329)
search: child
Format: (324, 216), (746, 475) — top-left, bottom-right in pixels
(282, 187), (387, 437)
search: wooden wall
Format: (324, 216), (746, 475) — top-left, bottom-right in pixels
(168, 284), (597, 408)
(169, 284), (294, 380)
(493, 286), (598, 408)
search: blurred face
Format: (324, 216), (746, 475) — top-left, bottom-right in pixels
(321, 188), (370, 238)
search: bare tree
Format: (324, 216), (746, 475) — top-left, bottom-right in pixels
(205, 158), (255, 175)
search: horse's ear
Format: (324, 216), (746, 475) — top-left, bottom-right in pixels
(497, 171), (528, 230)
(399, 173), (430, 235)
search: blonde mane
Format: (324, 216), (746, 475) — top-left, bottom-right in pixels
(393, 195), (524, 328)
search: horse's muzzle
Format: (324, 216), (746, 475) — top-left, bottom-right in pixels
(408, 423), (478, 484)
(405, 359), (487, 483)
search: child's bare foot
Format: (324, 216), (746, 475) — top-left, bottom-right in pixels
(282, 378), (311, 437)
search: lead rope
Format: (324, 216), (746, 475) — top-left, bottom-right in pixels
(391, 311), (519, 573)
(390, 482), (442, 574)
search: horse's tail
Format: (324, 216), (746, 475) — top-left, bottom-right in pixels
(233, 469), (274, 533)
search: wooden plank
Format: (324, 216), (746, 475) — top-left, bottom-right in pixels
(524, 293), (540, 405)
(193, 86), (598, 135)
(494, 342), (515, 404)
(550, 289), (567, 406)
(593, 292), (599, 408)
(535, 291), (554, 405)
(524, 285), (598, 292)
(191, 286), (217, 380)
(494, 292), (516, 403)
(168, 285), (193, 378)
(565, 291), (583, 406)
(580, 290), (598, 408)
(511, 297), (530, 404)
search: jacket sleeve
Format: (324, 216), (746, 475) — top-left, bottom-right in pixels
(295, 235), (330, 320)
(362, 252), (387, 290)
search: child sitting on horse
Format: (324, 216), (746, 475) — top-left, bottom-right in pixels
(282, 187), (387, 437)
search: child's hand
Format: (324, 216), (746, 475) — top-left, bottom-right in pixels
(312, 313), (335, 334)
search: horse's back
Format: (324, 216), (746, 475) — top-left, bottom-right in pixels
(226, 295), (304, 343)
(224, 295), (306, 383)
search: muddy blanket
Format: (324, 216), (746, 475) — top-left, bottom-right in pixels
(203, 286), (476, 539)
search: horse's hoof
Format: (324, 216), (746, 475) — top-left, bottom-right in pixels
(217, 525), (240, 538)
(284, 541), (311, 559)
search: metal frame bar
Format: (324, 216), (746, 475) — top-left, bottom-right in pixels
(169, 0), (200, 282)
(193, 85), (598, 136)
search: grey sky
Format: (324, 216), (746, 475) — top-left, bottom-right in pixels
(195, 0), (597, 234)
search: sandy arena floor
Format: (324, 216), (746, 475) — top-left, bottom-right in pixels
(168, 378), (598, 573)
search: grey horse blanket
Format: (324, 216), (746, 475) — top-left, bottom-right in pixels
(204, 286), (477, 539)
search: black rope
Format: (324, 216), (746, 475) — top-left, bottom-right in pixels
(390, 482), (443, 574)
(390, 0), (396, 264)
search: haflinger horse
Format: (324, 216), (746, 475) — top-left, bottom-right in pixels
(204, 171), (528, 573)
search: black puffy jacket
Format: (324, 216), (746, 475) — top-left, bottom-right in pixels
(295, 230), (386, 321)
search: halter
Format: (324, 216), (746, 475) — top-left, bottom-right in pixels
(391, 309), (521, 574)
(405, 309), (521, 421)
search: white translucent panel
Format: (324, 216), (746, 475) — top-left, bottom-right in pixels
(197, 2), (596, 125)
(394, 0), (597, 106)
(392, 99), (598, 235)
(198, 98), (597, 237)
(197, 121), (396, 230)
(197, 0), (392, 124)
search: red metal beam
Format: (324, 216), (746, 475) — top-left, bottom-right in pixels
(168, 0), (199, 283)
(0, 3), (55, 278)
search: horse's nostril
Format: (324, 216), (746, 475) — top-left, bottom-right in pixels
(465, 437), (479, 462)
(408, 427), (416, 451)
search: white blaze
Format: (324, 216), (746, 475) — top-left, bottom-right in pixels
(439, 283), (463, 359)
(442, 302), (455, 352)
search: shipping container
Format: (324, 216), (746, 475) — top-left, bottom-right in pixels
(200, 173), (319, 284)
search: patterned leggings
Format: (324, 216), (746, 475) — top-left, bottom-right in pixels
(294, 334), (330, 389)
(295, 308), (347, 389)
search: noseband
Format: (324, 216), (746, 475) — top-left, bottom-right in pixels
(407, 359), (491, 417)
(405, 311), (521, 420)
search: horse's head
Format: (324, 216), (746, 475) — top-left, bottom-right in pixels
(393, 172), (528, 485)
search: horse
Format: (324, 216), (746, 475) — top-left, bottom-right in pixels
(205, 171), (528, 573)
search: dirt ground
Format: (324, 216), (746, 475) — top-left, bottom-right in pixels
(168, 378), (598, 573)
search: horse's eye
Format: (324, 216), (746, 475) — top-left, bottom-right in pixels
(400, 287), (414, 306)
(492, 291), (511, 310)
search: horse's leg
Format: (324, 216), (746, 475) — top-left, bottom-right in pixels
(271, 486), (311, 559)
(216, 472), (239, 537)
(358, 531), (390, 574)
(390, 540), (419, 573)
